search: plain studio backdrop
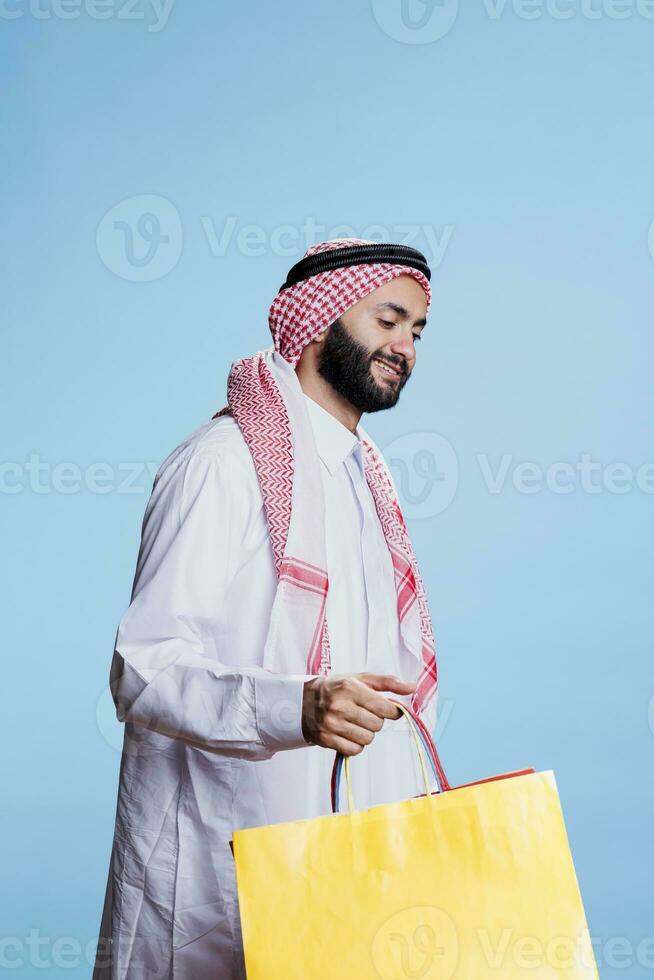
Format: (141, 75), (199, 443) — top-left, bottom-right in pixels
(2, 2), (653, 977)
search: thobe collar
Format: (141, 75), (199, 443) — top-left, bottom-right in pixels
(303, 393), (364, 477)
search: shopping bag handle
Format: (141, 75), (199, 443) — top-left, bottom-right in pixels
(331, 700), (450, 814)
(390, 699), (451, 793)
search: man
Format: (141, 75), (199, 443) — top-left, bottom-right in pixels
(93, 238), (440, 979)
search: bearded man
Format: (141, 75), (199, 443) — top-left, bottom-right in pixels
(93, 238), (440, 979)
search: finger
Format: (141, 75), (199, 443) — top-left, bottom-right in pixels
(331, 718), (376, 748)
(377, 700), (403, 721)
(315, 729), (365, 755)
(333, 700), (385, 733)
(350, 685), (407, 721)
(357, 673), (416, 695)
(329, 735), (365, 757)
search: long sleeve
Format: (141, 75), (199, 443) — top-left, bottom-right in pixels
(109, 442), (314, 760)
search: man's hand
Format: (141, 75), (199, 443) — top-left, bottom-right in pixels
(301, 672), (416, 756)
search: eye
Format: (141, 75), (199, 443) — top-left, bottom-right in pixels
(413, 333), (422, 342)
(378, 318), (396, 329)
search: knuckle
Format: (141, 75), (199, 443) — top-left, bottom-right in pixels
(370, 696), (386, 715)
(330, 699), (348, 720)
(323, 713), (342, 734)
(357, 710), (381, 734)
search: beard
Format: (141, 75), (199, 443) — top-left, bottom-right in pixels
(316, 318), (410, 414)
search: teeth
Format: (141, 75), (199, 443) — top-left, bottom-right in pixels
(375, 359), (400, 378)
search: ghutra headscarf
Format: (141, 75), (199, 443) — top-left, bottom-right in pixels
(213, 239), (438, 719)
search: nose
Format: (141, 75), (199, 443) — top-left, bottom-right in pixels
(387, 329), (417, 367)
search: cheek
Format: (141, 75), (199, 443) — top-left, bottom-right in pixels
(354, 327), (380, 357)
(340, 313), (384, 357)
(363, 324), (387, 355)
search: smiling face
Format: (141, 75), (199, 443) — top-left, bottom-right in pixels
(316, 275), (429, 413)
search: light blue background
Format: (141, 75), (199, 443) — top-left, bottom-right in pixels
(2, 1), (653, 976)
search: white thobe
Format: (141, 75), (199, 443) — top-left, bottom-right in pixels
(93, 393), (437, 980)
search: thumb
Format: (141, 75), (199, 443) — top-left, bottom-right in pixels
(357, 673), (416, 694)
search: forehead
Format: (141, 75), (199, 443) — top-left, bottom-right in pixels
(357, 275), (429, 318)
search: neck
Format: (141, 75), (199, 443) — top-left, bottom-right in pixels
(295, 364), (362, 433)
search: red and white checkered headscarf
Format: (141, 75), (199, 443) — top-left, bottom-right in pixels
(214, 239), (438, 719)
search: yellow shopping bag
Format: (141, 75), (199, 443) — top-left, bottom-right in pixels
(233, 703), (599, 979)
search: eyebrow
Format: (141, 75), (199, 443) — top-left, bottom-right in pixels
(372, 301), (427, 328)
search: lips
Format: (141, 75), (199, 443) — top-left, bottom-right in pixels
(373, 357), (404, 380)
